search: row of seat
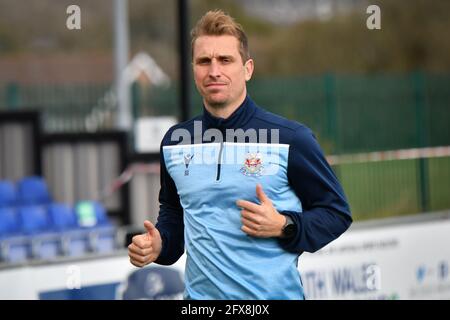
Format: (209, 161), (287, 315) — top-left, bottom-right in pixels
(0, 224), (117, 264)
(0, 176), (51, 207)
(0, 202), (110, 235)
(0, 177), (117, 264)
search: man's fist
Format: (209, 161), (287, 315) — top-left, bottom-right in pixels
(128, 220), (162, 267)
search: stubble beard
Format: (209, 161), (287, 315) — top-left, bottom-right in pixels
(204, 93), (229, 110)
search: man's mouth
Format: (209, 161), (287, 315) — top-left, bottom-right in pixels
(206, 83), (227, 88)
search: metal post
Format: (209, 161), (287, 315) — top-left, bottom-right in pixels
(114, 0), (132, 130)
(178, 0), (191, 122)
(413, 71), (429, 212)
(324, 73), (338, 153)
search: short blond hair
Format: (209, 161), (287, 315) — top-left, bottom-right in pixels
(191, 10), (250, 64)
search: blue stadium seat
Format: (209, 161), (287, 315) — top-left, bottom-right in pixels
(16, 176), (52, 205)
(31, 233), (61, 261)
(74, 201), (111, 228)
(17, 205), (50, 234)
(0, 207), (30, 263)
(0, 180), (17, 207)
(91, 202), (116, 253)
(16, 205), (61, 260)
(0, 236), (30, 264)
(48, 203), (78, 231)
(92, 227), (116, 253)
(47, 203), (98, 257)
(93, 201), (112, 226)
(74, 201), (116, 253)
(0, 207), (20, 235)
(62, 233), (89, 258)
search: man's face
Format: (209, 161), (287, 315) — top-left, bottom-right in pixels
(192, 35), (254, 111)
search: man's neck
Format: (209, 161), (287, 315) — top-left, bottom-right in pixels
(204, 93), (247, 119)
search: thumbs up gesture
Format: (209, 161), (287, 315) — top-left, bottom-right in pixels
(236, 184), (286, 238)
(128, 220), (162, 267)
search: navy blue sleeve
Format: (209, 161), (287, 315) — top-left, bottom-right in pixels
(154, 137), (185, 265)
(278, 126), (352, 254)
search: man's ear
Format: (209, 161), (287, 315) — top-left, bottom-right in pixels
(244, 59), (254, 81)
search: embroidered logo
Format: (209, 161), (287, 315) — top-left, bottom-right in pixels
(240, 153), (263, 177)
(183, 154), (194, 176)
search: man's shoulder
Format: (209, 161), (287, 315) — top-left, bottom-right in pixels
(168, 114), (202, 132)
(253, 105), (311, 136)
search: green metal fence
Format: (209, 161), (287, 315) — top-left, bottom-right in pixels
(1, 82), (114, 131)
(1, 73), (449, 221)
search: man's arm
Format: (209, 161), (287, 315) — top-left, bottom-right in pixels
(153, 140), (185, 265)
(278, 126), (352, 254)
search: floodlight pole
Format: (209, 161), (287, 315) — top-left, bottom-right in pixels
(114, 0), (132, 130)
(178, 0), (191, 122)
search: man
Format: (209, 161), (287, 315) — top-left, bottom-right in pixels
(128, 10), (352, 300)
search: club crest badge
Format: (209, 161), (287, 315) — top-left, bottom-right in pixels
(240, 153), (263, 177)
(183, 153), (194, 176)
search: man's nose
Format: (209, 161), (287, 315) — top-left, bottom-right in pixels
(208, 60), (221, 78)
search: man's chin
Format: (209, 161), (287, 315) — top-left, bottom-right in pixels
(205, 96), (228, 109)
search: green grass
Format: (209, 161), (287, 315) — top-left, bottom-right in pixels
(428, 157), (450, 211)
(335, 157), (450, 222)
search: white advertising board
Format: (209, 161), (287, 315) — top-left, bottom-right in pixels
(298, 216), (450, 299)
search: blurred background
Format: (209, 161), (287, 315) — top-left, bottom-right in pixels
(0, 0), (449, 300)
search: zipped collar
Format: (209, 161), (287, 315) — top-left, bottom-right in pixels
(201, 95), (257, 131)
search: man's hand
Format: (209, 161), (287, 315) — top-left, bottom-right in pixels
(236, 184), (286, 238)
(128, 220), (162, 267)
